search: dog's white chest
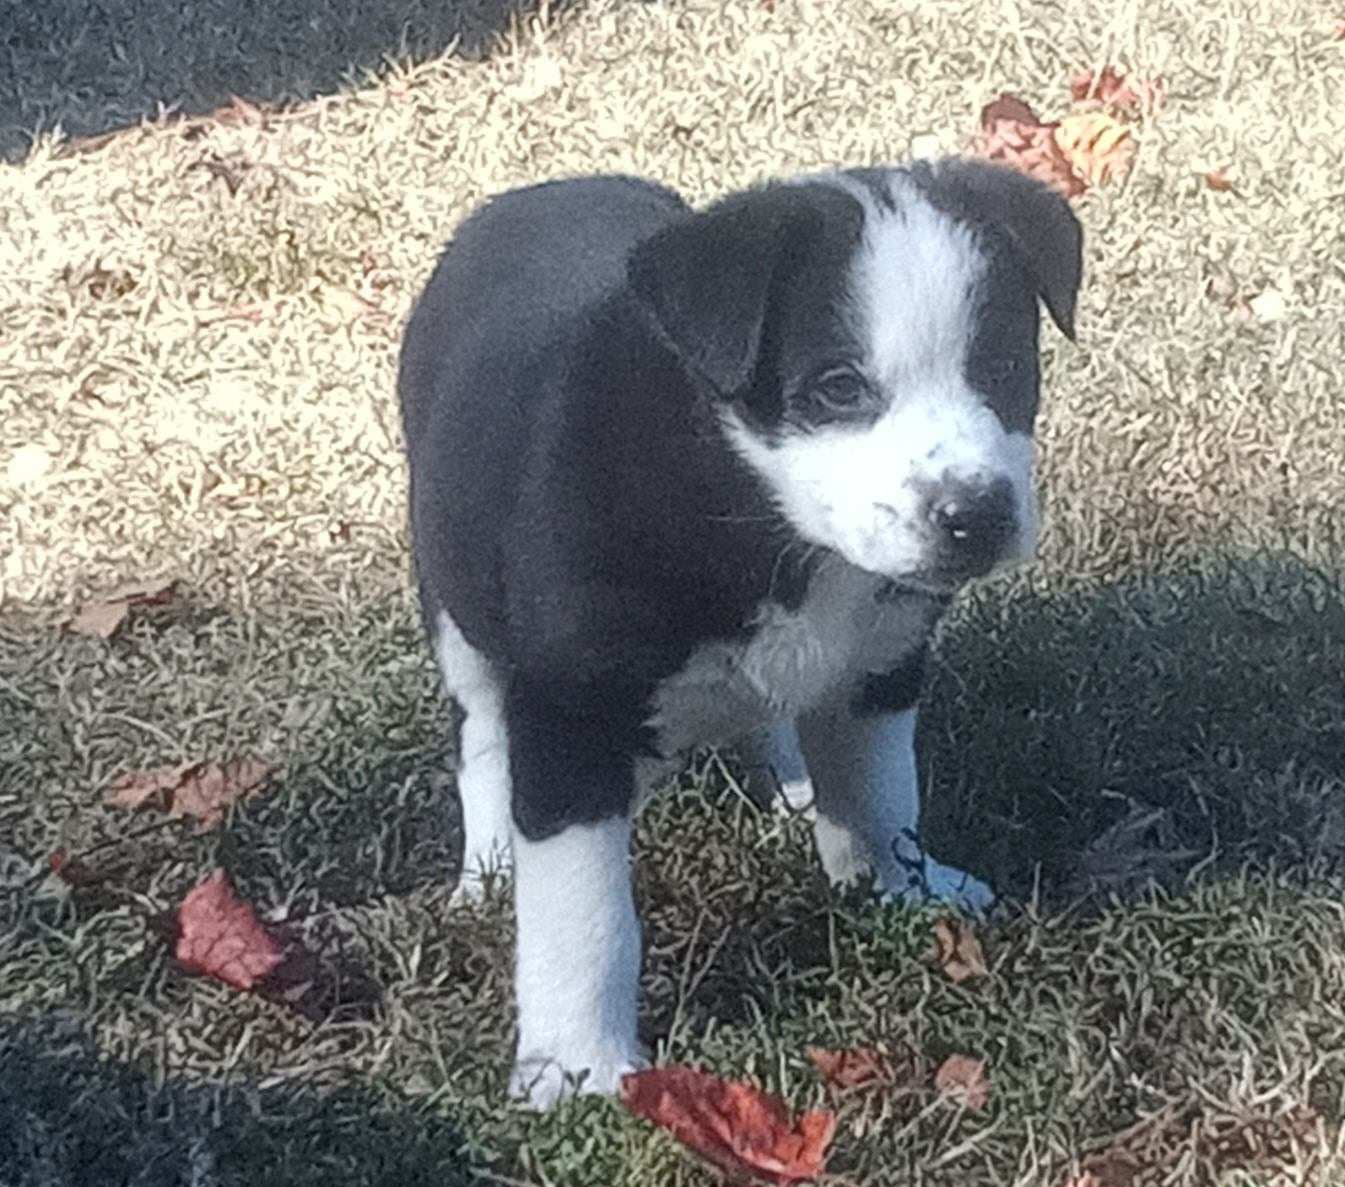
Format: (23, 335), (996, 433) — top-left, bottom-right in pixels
(646, 563), (930, 758)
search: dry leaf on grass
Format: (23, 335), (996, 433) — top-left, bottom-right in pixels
(105, 757), (272, 830)
(1069, 67), (1164, 114)
(807, 1046), (897, 1092)
(174, 869), (285, 991)
(1062, 1149), (1142, 1187)
(67, 579), (176, 638)
(931, 917), (987, 983)
(1053, 112), (1134, 188)
(933, 1054), (989, 1111)
(621, 1066), (836, 1184)
(166, 870), (381, 1020)
(972, 94), (1085, 199)
(48, 847), (105, 888)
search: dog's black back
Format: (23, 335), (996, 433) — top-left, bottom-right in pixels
(400, 176), (829, 717)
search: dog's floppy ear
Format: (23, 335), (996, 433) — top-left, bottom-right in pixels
(628, 187), (824, 396)
(922, 158), (1084, 340)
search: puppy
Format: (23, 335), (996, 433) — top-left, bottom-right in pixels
(398, 160), (1082, 1109)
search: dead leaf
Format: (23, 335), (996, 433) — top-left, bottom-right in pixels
(1069, 67), (1164, 114)
(621, 1066), (836, 1184)
(174, 869), (284, 990)
(931, 917), (987, 983)
(1063, 1149), (1142, 1187)
(1054, 111), (1135, 188)
(67, 580), (176, 638)
(48, 847), (105, 888)
(933, 1054), (989, 1111)
(972, 93), (1086, 199)
(1332, 20), (1345, 39)
(105, 758), (272, 830)
(68, 599), (132, 639)
(1204, 168), (1236, 192)
(807, 1046), (896, 1091)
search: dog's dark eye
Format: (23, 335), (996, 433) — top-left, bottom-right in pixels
(812, 367), (871, 412)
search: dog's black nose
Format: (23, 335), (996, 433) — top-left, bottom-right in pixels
(926, 478), (1015, 576)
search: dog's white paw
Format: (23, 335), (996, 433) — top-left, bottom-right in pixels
(884, 856), (995, 917)
(508, 1048), (645, 1111)
(774, 776), (815, 815)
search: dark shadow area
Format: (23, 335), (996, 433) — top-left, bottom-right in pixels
(0, 1012), (475, 1187)
(0, 0), (573, 162)
(919, 552), (1345, 905)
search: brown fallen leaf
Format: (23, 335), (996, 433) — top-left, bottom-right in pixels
(48, 847), (105, 888)
(1332, 20), (1345, 40)
(931, 916), (987, 983)
(67, 579), (176, 638)
(175, 869), (284, 990)
(1054, 111), (1134, 188)
(1062, 1148), (1142, 1187)
(972, 93), (1086, 199)
(1069, 67), (1165, 114)
(1203, 169), (1236, 192)
(807, 1045), (896, 1091)
(933, 1054), (989, 1111)
(621, 1065), (835, 1184)
(105, 758), (272, 831)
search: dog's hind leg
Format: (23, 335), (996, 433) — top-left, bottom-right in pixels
(432, 609), (514, 903)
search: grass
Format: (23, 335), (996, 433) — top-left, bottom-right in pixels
(2, 0), (1344, 1183)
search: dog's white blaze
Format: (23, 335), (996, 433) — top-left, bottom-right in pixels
(722, 179), (1037, 584)
(510, 816), (642, 1109)
(434, 610), (513, 899)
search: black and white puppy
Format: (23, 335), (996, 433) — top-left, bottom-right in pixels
(398, 159), (1082, 1109)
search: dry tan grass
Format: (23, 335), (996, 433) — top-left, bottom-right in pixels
(1, 0), (1342, 624)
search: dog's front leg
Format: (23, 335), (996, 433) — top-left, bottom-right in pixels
(796, 686), (994, 915)
(504, 685), (644, 1110)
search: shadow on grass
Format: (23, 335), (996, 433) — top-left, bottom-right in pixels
(0, 0), (575, 162)
(2, 551), (1343, 1185)
(0, 1012), (475, 1187)
(920, 551), (1345, 905)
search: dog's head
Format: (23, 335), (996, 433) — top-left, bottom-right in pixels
(629, 159), (1082, 593)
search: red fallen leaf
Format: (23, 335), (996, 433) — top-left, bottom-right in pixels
(972, 93), (1087, 199)
(1334, 20), (1345, 40)
(1204, 169), (1236, 192)
(807, 1045), (896, 1091)
(931, 916), (988, 983)
(1069, 67), (1164, 114)
(621, 1066), (835, 1184)
(105, 757), (272, 830)
(175, 869), (284, 990)
(67, 579), (176, 638)
(934, 1054), (989, 1111)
